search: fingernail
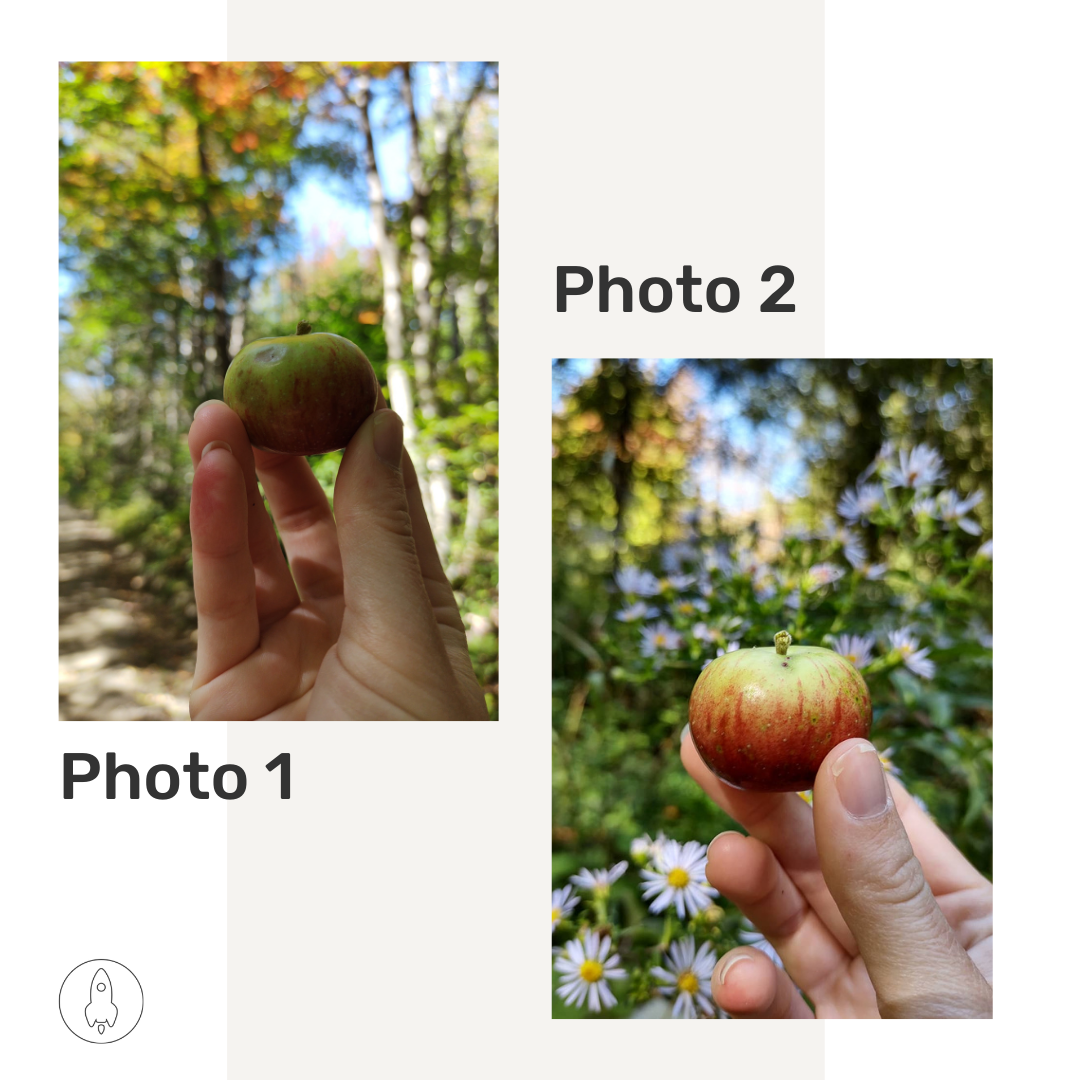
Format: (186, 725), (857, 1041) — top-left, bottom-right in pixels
(707, 830), (739, 860)
(680, 723), (691, 743)
(717, 954), (752, 986)
(373, 410), (403, 467)
(832, 741), (888, 819)
(201, 440), (232, 459)
(194, 400), (216, 416)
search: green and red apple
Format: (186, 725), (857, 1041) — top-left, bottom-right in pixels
(224, 321), (379, 455)
(688, 631), (872, 792)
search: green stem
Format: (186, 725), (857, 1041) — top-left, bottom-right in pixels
(660, 910), (675, 950)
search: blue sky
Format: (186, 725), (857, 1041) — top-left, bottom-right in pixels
(284, 64), (428, 258)
(552, 359), (807, 513)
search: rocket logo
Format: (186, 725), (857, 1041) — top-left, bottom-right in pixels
(59, 959), (143, 1043)
(85, 968), (118, 1035)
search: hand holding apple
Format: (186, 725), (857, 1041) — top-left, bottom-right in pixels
(680, 731), (993, 1018)
(185, 398), (488, 721)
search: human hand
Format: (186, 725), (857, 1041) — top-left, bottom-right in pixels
(681, 733), (992, 1018)
(186, 399), (488, 721)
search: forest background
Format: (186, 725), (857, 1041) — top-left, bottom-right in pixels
(59, 61), (499, 719)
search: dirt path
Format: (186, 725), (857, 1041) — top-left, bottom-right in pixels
(59, 502), (194, 721)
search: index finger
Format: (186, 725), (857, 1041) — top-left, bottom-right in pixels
(681, 732), (858, 955)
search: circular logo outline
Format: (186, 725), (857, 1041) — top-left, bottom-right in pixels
(59, 958), (144, 1044)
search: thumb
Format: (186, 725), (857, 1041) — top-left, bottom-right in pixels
(813, 739), (992, 1018)
(332, 409), (447, 660)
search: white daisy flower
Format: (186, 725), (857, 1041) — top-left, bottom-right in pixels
(806, 563), (844, 591)
(552, 885), (579, 934)
(569, 861), (628, 897)
(752, 564), (776, 599)
(641, 622), (683, 657)
(878, 746), (902, 777)
(615, 566), (661, 596)
(702, 547), (733, 576)
(863, 563), (887, 580)
(616, 601), (659, 622)
(735, 548), (765, 576)
(842, 533), (868, 567)
(936, 488), (984, 535)
(672, 597), (709, 618)
(884, 443), (947, 490)
(631, 831), (669, 865)
(651, 937), (719, 1019)
(661, 543), (698, 573)
(640, 840), (718, 918)
(858, 441), (895, 483)
(554, 930), (626, 1012)
(665, 573), (698, 592)
(700, 641), (740, 669)
(888, 627), (936, 679)
(978, 538), (993, 560)
(691, 622), (714, 643)
(830, 633), (874, 670)
(837, 483), (884, 523)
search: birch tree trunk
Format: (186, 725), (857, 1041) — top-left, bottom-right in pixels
(402, 64), (452, 562)
(402, 63), (436, 420)
(354, 71), (430, 514)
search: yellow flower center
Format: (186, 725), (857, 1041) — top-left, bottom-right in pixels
(845, 653), (857, 664)
(667, 867), (690, 888)
(676, 971), (699, 995)
(899, 643), (913, 657)
(579, 959), (604, 983)
(552, 907), (561, 925)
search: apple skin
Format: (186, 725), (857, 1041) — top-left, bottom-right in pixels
(688, 640), (872, 792)
(223, 328), (379, 455)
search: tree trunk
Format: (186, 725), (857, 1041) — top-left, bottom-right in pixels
(402, 64), (452, 561)
(354, 72), (430, 513)
(476, 188), (498, 360)
(193, 108), (231, 390)
(402, 64), (437, 421)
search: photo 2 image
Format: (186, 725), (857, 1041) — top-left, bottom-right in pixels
(60, 62), (499, 721)
(552, 359), (992, 1017)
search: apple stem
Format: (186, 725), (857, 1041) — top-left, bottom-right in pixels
(774, 631), (792, 656)
(296, 321), (312, 335)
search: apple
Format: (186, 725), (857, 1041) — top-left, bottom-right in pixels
(688, 631), (872, 792)
(223, 321), (380, 455)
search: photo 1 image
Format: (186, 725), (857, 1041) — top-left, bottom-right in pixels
(552, 359), (992, 1017)
(60, 62), (499, 721)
